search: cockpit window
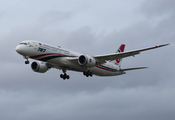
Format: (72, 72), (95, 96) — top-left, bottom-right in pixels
(20, 42), (28, 45)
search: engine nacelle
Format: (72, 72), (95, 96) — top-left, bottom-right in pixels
(78, 55), (96, 67)
(31, 61), (48, 73)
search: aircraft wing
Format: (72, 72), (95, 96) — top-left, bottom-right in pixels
(120, 67), (148, 71)
(94, 44), (169, 65)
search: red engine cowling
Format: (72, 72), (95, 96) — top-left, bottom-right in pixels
(78, 55), (96, 67)
(31, 61), (48, 73)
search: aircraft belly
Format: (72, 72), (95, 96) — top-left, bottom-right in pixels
(91, 66), (124, 76)
(46, 57), (85, 72)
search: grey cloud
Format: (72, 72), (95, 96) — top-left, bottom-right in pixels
(1, 86), (175, 120)
(0, 11), (6, 20)
(140, 0), (175, 17)
(63, 26), (97, 54)
(40, 11), (73, 25)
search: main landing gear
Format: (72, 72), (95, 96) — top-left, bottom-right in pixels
(60, 73), (70, 80)
(83, 70), (93, 77)
(60, 69), (70, 80)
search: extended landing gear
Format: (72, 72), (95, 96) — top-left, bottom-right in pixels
(60, 73), (70, 80)
(83, 71), (93, 77)
(25, 60), (30, 64)
(60, 69), (70, 80)
(24, 56), (30, 64)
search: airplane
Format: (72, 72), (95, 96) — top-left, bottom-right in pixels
(15, 40), (169, 80)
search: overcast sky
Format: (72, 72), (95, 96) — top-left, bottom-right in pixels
(0, 0), (175, 120)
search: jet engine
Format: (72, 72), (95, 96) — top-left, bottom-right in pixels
(78, 55), (96, 67)
(31, 61), (48, 73)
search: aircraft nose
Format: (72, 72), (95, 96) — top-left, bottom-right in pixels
(15, 45), (21, 54)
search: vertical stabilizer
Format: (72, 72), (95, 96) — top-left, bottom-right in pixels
(111, 44), (125, 68)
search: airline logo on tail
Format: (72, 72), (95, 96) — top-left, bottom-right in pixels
(116, 44), (125, 64)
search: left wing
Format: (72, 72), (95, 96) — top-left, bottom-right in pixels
(120, 67), (148, 71)
(94, 44), (169, 65)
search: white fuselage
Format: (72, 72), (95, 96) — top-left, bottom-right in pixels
(16, 40), (125, 76)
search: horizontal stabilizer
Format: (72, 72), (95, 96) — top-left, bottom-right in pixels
(120, 67), (148, 71)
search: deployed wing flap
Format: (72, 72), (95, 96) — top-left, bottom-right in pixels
(94, 44), (169, 63)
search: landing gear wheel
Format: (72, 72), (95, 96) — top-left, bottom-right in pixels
(60, 74), (63, 78)
(24, 56), (29, 64)
(25, 61), (29, 64)
(83, 70), (93, 77)
(90, 73), (93, 77)
(66, 75), (70, 79)
(60, 73), (70, 80)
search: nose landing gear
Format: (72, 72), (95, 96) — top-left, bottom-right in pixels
(25, 60), (30, 64)
(24, 56), (30, 64)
